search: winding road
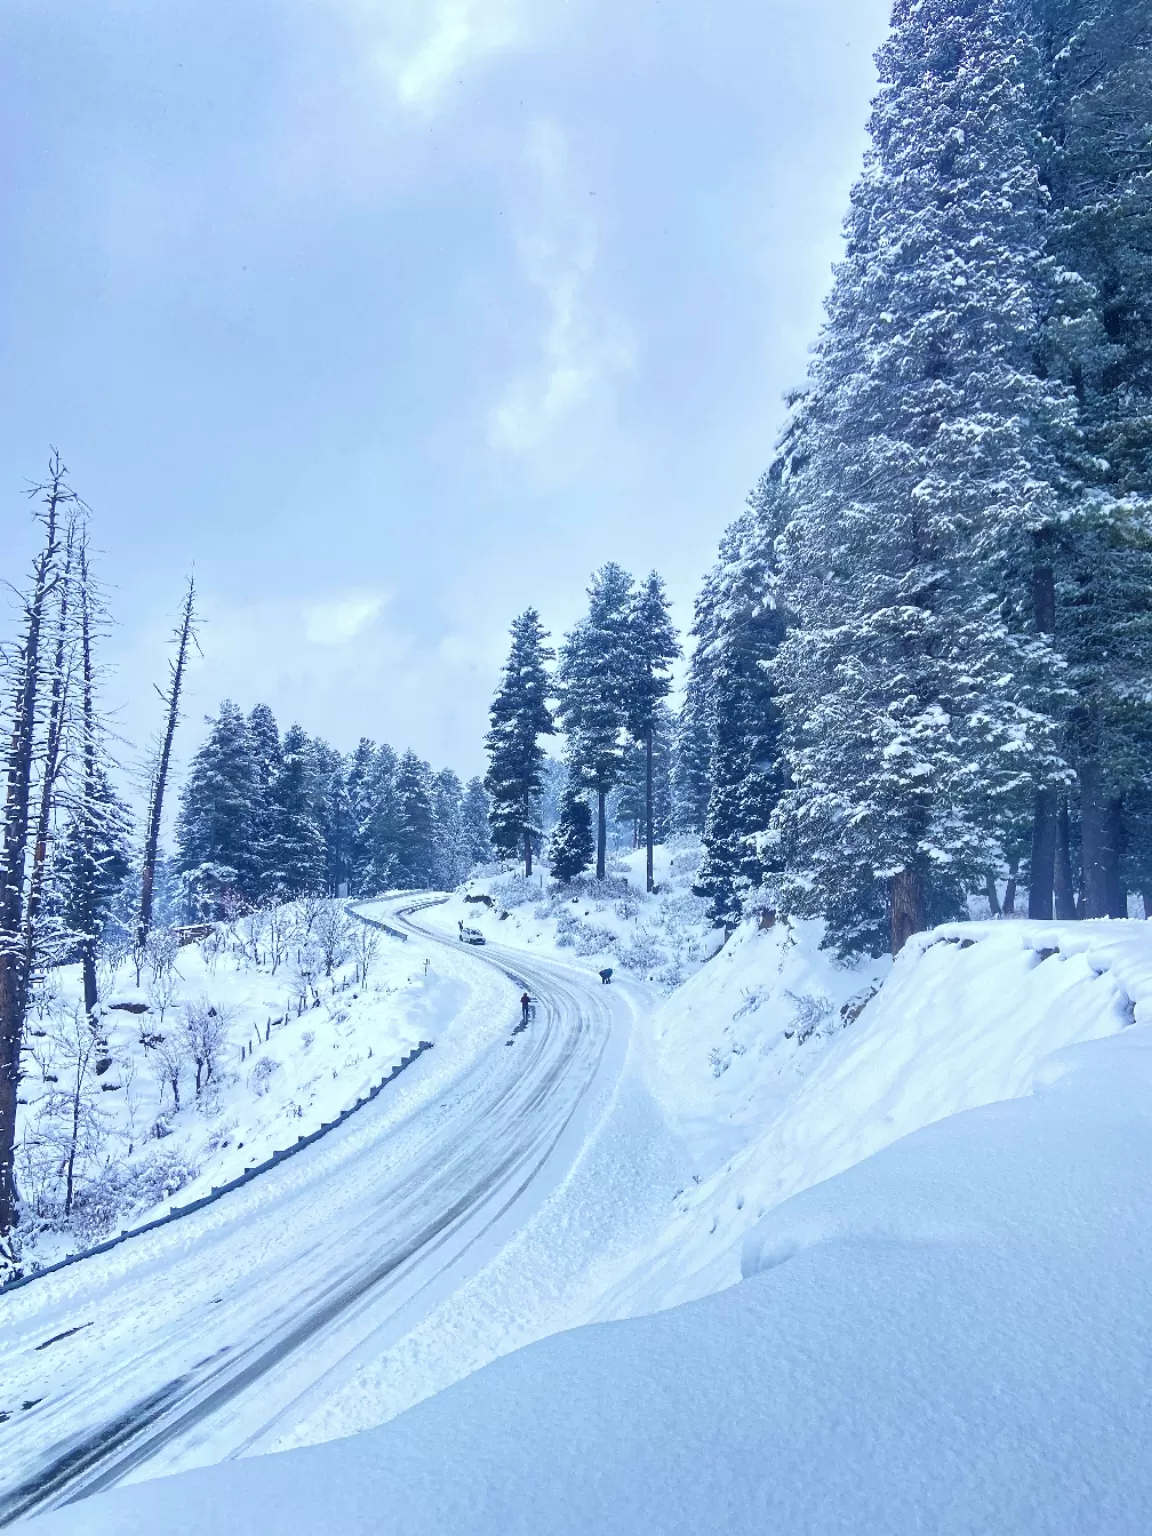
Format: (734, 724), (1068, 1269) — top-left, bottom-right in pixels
(0, 896), (631, 1526)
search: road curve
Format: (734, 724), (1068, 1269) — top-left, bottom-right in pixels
(0, 897), (629, 1526)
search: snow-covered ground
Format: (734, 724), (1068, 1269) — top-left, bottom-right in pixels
(10, 881), (1152, 1531)
(40, 1014), (1152, 1534)
(434, 837), (721, 990)
(12, 901), (455, 1274)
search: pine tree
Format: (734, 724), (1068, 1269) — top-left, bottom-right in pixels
(774, 0), (1078, 955)
(345, 738), (378, 895)
(393, 750), (436, 888)
(459, 776), (495, 868)
(364, 743), (401, 892)
(693, 476), (789, 928)
(484, 609), (555, 876)
(57, 765), (132, 1012)
(431, 767), (467, 890)
(312, 738), (351, 895)
(557, 564), (634, 879)
(549, 785), (593, 882)
(623, 572), (680, 892)
(246, 702), (281, 887)
(1039, 0), (1152, 917)
(175, 701), (262, 907)
(670, 692), (712, 836)
(263, 724), (326, 898)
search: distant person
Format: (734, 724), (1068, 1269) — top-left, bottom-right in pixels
(599, 967), (613, 986)
(521, 993), (531, 1024)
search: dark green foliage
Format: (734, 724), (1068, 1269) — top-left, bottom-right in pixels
(393, 750), (436, 889)
(263, 724), (327, 898)
(175, 701), (262, 903)
(549, 786), (593, 882)
(485, 609), (555, 875)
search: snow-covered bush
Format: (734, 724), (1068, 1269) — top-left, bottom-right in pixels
(249, 1055), (280, 1096)
(71, 1149), (199, 1239)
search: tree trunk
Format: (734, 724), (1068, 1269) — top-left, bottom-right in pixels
(0, 461), (67, 1236)
(138, 577), (196, 952)
(1054, 797), (1077, 920)
(1028, 535), (1057, 919)
(890, 867), (925, 956)
(596, 790), (607, 880)
(984, 873), (1002, 918)
(1003, 861), (1018, 919)
(1028, 789), (1057, 920)
(523, 819), (533, 879)
(81, 946), (98, 1017)
(1105, 796), (1126, 919)
(645, 723), (655, 894)
(1080, 760), (1122, 918)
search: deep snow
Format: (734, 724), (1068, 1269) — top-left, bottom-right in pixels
(27, 984), (1152, 1534)
(10, 893), (1152, 1532)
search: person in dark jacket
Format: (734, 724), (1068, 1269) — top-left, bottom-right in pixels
(521, 993), (531, 1023)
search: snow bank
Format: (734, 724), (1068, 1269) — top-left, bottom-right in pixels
(31, 1022), (1152, 1535)
(598, 917), (1145, 1312)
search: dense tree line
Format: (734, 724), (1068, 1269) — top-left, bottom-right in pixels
(687, 0), (1152, 954)
(175, 704), (493, 913)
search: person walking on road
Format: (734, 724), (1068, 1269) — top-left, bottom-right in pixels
(521, 992), (531, 1025)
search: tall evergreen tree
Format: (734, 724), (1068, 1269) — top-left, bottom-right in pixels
(484, 609), (555, 876)
(431, 767), (467, 890)
(557, 564), (634, 880)
(459, 776), (495, 869)
(693, 476), (789, 928)
(263, 724), (326, 898)
(549, 785), (593, 882)
(623, 572), (680, 892)
(312, 738), (351, 895)
(364, 743), (401, 893)
(1038, 0), (1152, 917)
(774, 0), (1078, 955)
(345, 738), (377, 895)
(670, 691), (712, 837)
(393, 750), (436, 888)
(175, 701), (261, 905)
(246, 702), (281, 881)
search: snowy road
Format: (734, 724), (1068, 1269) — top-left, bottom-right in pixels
(0, 897), (630, 1525)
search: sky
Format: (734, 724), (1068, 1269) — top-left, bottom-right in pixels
(1, 0), (893, 786)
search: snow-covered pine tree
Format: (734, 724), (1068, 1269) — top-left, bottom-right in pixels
(1040, 0), (1152, 916)
(623, 572), (680, 892)
(557, 565), (634, 880)
(484, 610), (555, 877)
(774, 0), (1078, 955)
(459, 776), (495, 869)
(363, 743), (401, 893)
(549, 784), (594, 882)
(670, 691), (712, 836)
(312, 738), (351, 895)
(344, 738), (377, 895)
(693, 473), (788, 929)
(246, 702), (281, 890)
(175, 701), (263, 909)
(431, 767), (468, 890)
(262, 724), (327, 899)
(393, 750), (436, 889)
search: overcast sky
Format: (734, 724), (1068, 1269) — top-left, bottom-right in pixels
(2, 0), (892, 785)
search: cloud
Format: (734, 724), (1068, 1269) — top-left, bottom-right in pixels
(489, 119), (634, 457)
(303, 590), (388, 645)
(330, 0), (530, 111)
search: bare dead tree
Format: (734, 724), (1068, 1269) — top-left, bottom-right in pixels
(0, 453), (77, 1238)
(137, 576), (197, 955)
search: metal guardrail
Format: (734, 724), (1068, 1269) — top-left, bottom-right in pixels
(2, 1040), (434, 1296)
